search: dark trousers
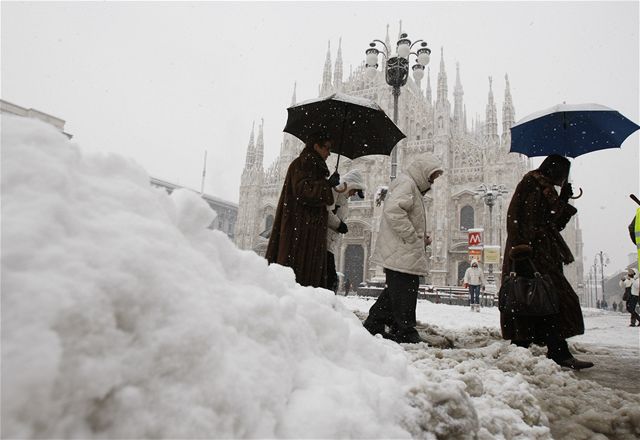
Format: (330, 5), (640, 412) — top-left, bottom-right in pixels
(326, 252), (338, 294)
(363, 268), (419, 341)
(468, 285), (481, 305)
(626, 295), (640, 325)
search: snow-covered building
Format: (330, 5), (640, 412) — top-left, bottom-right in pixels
(1, 99), (72, 138)
(151, 177), (237, 239)
(235, 27), (584, 293)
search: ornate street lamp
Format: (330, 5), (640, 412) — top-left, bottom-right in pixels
(475, 184), (509, 287)
(365, 32), (431, 179)
(475, 184), (509, 246)
(594, 251), (610, 307)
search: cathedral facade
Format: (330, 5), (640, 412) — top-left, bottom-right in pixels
(235, 29), (585, 296)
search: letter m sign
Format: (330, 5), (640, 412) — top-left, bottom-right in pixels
(468, 229), (483, 247)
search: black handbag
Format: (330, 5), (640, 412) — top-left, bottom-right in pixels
(622, 288), (631, 302)
(498, 259), (559, 316)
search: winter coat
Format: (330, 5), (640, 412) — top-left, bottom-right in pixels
(620, 275), (635, 298)
(266, 145), (334, 288)
(622, 269), (640, 297)
(500, 170), (585, 342)
(370, 153), (443, 276)
(464, 262), (485, 286)
(326, 170), (366, 255)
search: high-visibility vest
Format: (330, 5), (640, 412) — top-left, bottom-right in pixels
(636, 208), (640, 272)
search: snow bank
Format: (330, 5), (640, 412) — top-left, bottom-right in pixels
(1, 116), (421, 438)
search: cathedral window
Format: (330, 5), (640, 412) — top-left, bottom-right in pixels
(460, 205), (474, 231)
(265, 214), (274, 231)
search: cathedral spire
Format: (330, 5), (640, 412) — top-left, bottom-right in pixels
(290, 82), (297, 106)
(333, 37), (343, 92)
(384, 24), (391, 71)
(436, 47), (448, 104)
(502, 73), (516, 146)
(255, 118), (264, 169)
(244, 121), (256, 168)
(320, 40), (333, 96)
(453, 62), (465, 134)
(502, 74), (515, 131)
(485, 76), (499, 142)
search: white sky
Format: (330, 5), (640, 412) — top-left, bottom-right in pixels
(3, 114), (638, 438)
(2, 0), (638, 273)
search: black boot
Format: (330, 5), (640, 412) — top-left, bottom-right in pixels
(555, 357), (594, 370)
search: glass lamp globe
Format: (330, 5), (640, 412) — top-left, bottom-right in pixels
(417, 48), (431, 66)
(397, 42), (410, 58)
(366, 49), (379, 65)
(412, 64), (425, 81)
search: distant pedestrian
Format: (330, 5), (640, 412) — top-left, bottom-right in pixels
(612, 301), (618, 312)
(620, 269), (639, 326)
(344, 277), (352, 296)
(326, 169), (366, 294)
(266, 132), (340, 288)
(463, 259), (485, 312)
(363, 153), (443, 344)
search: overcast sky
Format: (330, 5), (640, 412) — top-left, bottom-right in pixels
(2, 1), (638, 275)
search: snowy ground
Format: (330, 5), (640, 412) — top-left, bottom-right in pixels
(2, 115), (639, 439)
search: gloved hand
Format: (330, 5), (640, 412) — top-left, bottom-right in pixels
(337, 221), (348, 234)
(559, 182), (574, 202)
(328, 172), (340, 188)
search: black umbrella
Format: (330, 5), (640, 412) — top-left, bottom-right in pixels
(283, 92), (406, 168)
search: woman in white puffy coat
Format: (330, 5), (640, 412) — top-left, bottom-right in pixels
(326, 169), (366, 293)
(364, 153), (443, 343)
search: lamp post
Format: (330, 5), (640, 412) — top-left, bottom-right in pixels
(592, 267), (597, 307)
(595, 251), (610, 307)
(474, 184), (509, 288)
(364, 32), (431, 180)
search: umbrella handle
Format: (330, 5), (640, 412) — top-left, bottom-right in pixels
(630, 194), (640, 206)
(569, 187), (583, 199)
(335, 152), (341, 172)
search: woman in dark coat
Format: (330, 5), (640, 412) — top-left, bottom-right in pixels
(266, 135), (338, 288)
(501, 154), (593, 369)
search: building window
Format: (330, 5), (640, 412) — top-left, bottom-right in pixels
(460, 205), (474, 231)
(265, 214), (274, 231)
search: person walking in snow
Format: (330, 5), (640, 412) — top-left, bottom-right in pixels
(266, 132), (340, 288)
(326, 169), (366, 294)
(501, 155), (593, 370)
(620, 269), (640, 326)
(463, 259), (485, 312)
(363, 153), (443, 344)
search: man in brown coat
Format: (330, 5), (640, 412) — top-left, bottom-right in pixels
(502, 154), (593, 370)
(266, 134), (339, 288)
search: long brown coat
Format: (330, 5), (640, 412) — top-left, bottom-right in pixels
(266, 146), (334, 288)
(500, 170), (585, 343)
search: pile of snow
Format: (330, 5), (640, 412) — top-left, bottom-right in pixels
(1, 116), (426, 438)
(2, 116), (639, 439)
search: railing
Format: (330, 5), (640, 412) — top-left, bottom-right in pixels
(354, 284), (496, 307)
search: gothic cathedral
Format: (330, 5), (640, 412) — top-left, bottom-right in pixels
(235, 27), (584, 296)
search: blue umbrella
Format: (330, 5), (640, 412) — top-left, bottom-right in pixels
(510, 103), (640, 158)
